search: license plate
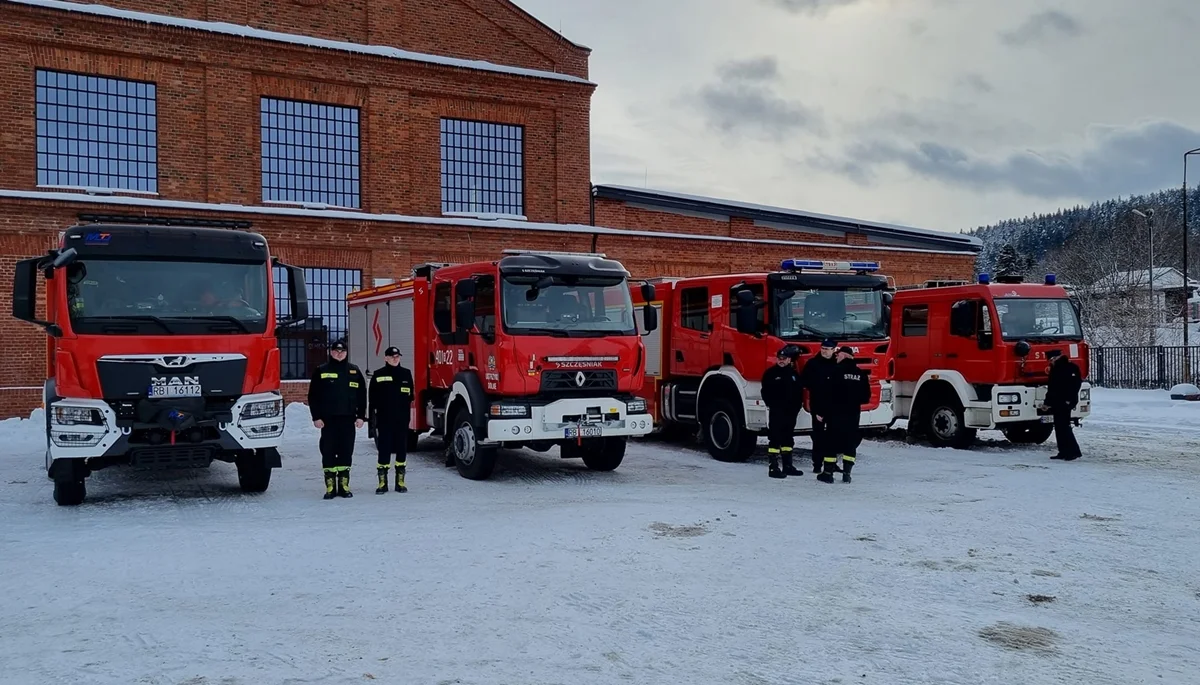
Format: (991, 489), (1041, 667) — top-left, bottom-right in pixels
(1040, 415), (1054, 423)
(149, 384), (202, 398)
(564, 425), (602, 438)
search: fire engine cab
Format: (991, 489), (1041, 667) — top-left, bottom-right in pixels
(631, 259), (894, 461)
(346, 250), (657, 480)
(889, 273), (1092, 448)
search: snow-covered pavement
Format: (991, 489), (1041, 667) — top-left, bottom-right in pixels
(2, 389), (1198, 684)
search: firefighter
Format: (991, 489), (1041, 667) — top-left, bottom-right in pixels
(369, 346), (415, 494)
(307, 339), (367, 499)
(761, 344), (805, 479)
(1041, 350), (1083, 461)
(800, 338), (839, 476)
(820, 346), (871, 483)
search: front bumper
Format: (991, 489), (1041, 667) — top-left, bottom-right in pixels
(746, 381), (895, 433)
(484, 396), (654, 443)
(985, 383), (1092, 427)
(45, 392), (285, 466)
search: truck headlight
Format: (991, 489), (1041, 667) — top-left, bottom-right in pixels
(242, 398), (282, 419)
(626, 398), (647, 414)
(996, 392), (1022, 405)
(489, 403), (530, 418)
(1078, 389), (1090, 401)
(53, 405), (102, 426)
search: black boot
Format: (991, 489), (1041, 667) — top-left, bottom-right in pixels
(768, 451), (786, 479)
(323, 471), (337, 500)
(338, 470), (353, 498)
(376, 466), (389, 494)
(395, 461), (408, 493)
(817, 459), (835, 483)
(782, 450), (803, 476)
(842, 457), (854, 483)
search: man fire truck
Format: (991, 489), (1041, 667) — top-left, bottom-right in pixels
(631, 259), (894, 462)
(12, 222), (309, 505)
(346, 250), (657, 480)
(889, 272), (1091, 448)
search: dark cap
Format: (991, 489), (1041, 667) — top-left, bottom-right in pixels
(329, 339), (347, 352)
(822, 338), (837, 348)
(837, 346), (854, 356)
(384, 346), (401, 356)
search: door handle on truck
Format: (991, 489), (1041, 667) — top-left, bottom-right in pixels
(947, 353), (958, 358)
(897, 352), (908, 358)
(675, 351), (684, 362)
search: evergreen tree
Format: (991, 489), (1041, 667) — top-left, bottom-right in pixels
(993, 243), (1024, 278)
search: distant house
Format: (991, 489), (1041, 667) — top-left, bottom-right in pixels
(1087, 268), (1199, 323)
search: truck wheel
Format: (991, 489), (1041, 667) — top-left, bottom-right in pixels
(1002, 423), (1054, 445)
(702, 398), (756, 462)
(448, 409), (497, 480)
(52, 459), (87, 506)
(924, 395), (976, 449)
(580, 437), (626, 471)
(236, 451), (272, 493)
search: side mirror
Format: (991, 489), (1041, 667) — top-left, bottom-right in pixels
(52, 247), (78, 270)
(1014, 340), (1031, 357)
(13, 256), (61, 337)
(640, 283), (656, 302)
(455, 298), (476, 332)
(642, 304), (658, 333)
(977, 330), (994, 350)
(882, 304), (891, 334)
(277, 263), (309, 326)
(949, 300), (976, 337)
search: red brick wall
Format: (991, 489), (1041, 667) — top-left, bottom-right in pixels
(0, 1), (594, 223)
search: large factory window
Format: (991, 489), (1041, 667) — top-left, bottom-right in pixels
(274, 266), (362, 380)
(261, 97), (361, 209)
(35, 69), (158, 193)
(440, 118), (524, 217)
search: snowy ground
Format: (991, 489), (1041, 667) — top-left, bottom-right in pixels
(2, 389), (1199, 684)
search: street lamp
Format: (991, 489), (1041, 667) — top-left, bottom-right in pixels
(1132, 208), (1155, 323)
(1182, 147), (1200, 381)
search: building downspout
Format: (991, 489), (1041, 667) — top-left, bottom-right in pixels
(589, 184), (598, 252)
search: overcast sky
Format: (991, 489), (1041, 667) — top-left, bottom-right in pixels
(515, 0), (1200, 234)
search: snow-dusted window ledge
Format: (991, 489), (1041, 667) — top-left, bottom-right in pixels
(263, 200), (362, 212)
(442, 210), (528, 222)
(37, 185), (159, 197)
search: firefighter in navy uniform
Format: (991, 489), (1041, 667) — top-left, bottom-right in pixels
(307, 339), (367, 499)
(369, 346), (415, 494)
(800, 338), (839, 476)
(1041, 350), (1083, 461)
(761, 345), (805, 479)
(820, 346), (871, 483)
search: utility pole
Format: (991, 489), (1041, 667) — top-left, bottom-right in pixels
(1184, 148), (1200, 381)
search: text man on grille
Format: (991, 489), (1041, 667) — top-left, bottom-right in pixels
(369, 346), (415, 493)
(308, 339), (367, 499)
(761, 344), (805, 479)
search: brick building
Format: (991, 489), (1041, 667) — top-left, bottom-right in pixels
(0, 0), (979, 417)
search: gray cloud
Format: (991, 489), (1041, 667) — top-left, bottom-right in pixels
(957, 73), (993, 93)
(693, 56), (823, 140)
(761, 0), (864, 13)
(822, 119), (1200, 200)
(1001, 10), (1083, 46)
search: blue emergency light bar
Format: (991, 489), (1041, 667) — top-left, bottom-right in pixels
(1045, 274), (1057, 285)
(780, 259), (881, 273)
(978, 273), (991, 284)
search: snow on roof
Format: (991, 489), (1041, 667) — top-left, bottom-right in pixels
(5, 0), (594, 86)
(0, 188), (979, 256)
(592, 184), (982, 248)
(1090, 267), (1199, 294)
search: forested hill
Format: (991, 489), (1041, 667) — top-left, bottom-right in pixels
(966, 185), (1200, 280)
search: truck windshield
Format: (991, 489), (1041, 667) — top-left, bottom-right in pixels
(995, 298), (1082, 340)
(66, 258), (270, 335)
(772, 287), (887, 340)
(500, 276), (636, 336)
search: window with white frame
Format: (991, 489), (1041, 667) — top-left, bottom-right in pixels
(261, 97), (361, 209)
(35, 69), (158, 193)
(440, 118), (524, 217)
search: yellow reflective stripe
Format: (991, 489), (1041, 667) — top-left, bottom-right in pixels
(376, 377), (392, 382)
(823, 456), (839, 462)
(842, 455), (856, 463)
(320, 372), (338, 379)
(401, 387), (411, 393)
(324, 466), (350, 473)
(394, 461), (406, 468)
(781, 446), (792, 452)
(349, 382), (360, 388)
(767, 448), (780, 453)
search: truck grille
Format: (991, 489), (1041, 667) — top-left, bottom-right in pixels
(540, 369), (617, 394)
(129, 446), (217, 468)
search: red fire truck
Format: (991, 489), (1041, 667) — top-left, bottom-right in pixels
(346, 250), (657, 480)
(889, 273), (1091, 448)
(12, 222), (309, 505)
(631, 259), (895, 461)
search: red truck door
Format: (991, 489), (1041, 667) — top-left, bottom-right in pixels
(670, 283), (714, 377)
(894, 299), (932, 380)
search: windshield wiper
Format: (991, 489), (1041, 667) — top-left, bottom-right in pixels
(83, 315), (175, 334)
(513, 327), (571, 337)
(192, 315), (251, 333)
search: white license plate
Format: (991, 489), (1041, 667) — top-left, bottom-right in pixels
(565, 425), (602, 438)
(149, 384), (202, 398)
(1040, 415), (1054, 423)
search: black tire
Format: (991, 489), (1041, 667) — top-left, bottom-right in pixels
(923, 393), (976, 449)
(447, 409), (497, 480)
(702, 397), (756, 462)
(579, 437), (627, 471)
(51, 459), (87, 506)
(236, 451), (273, 493)
(1002, 423), (1055, 445)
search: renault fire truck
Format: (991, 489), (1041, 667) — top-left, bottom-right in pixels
(346, 250), (657, 480)
(12, 222), (309, 505)
(631, 259), (895, 461)
(889, 273), (1091, 448)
